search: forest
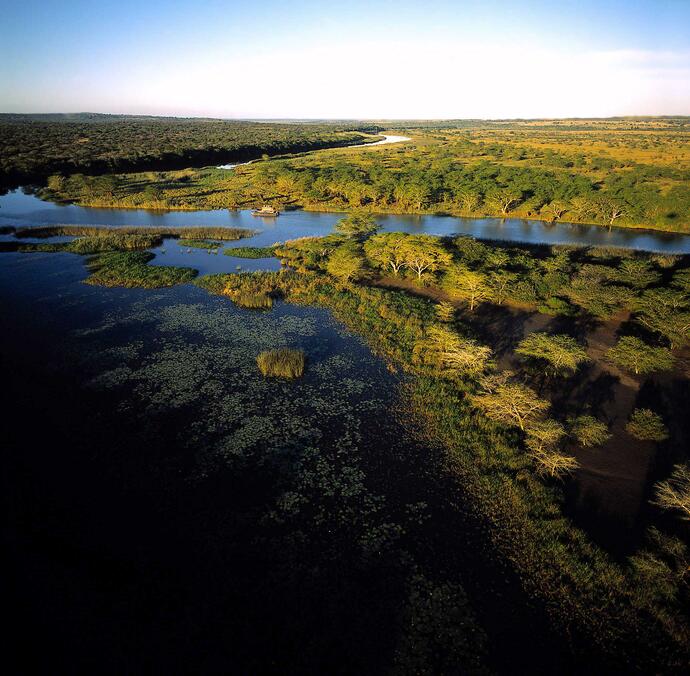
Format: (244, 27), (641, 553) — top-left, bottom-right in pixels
(30, 117), (690, 233)
(0, 113), (380, 185)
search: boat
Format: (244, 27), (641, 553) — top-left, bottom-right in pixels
(252, 205), (280, 217)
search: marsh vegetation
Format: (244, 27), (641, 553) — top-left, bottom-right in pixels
(256, 348), (306, 378)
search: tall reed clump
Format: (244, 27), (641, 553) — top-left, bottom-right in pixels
(256, 348), (305, 378)
(233, 292), (273, 309)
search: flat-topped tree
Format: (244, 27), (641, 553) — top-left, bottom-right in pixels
(401, 235), (452, 281)
(442, 264), (492, 311)
(606, 336), (674, 375)
(634, 288), (690, 348)
(364, 232), (408, 276)
(516, 332), (590, 376)
(471, 374), (550, 432)
(335, 212), (380, 239)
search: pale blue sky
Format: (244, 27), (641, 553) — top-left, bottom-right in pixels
(1, 0), (688, 117)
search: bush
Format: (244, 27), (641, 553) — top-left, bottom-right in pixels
(569, 416), (611, 448)
(256, 348), (305, 378)
(626, 409), (669, 442)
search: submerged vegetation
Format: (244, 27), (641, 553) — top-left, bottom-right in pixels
(256, 348), (306, 378)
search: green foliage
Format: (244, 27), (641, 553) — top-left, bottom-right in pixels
(569, 416), (611, 448)
(0, 116), (377, 183)
(177, 239), (223, 249)
(256, 348), (305, 378)
(442, 264), (492, 311)
(626, 409), (669, 442)
(84, 251), (197, 288)
(334, 212), (380, 238)
(224, 245), (278, 258)
(634, 288), (690, 348)
(363, 232), (409, 276)
(326, 243), (367, 285)
(651, 465), (690, 521)
(516, 332), (590, 375)
(412, 325), (493, 378)
(606, 336), (674, 375)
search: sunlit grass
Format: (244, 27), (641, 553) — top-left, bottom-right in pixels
(256, 348), (305, 378)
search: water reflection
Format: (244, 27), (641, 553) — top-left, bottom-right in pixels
(2, 189), (689, 253)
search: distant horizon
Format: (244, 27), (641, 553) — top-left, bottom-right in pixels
(2, 111), (690, 122)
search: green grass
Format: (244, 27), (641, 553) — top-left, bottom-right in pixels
(256, 348), (305, 378)
(14, 225), (254, 241)
(224, 245), (278, 258)
(84, 251), (197, 288)
(178, 238), (223, 249)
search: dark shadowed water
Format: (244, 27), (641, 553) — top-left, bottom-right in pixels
(2, 188), (690, 253)
(1, 251), (576, 673)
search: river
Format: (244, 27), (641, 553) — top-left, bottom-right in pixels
(2, 189), (690, 258)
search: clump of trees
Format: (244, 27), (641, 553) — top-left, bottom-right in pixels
(471, 373), (579, 478)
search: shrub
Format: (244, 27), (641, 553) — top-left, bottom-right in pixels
(626, 409), (669, 442)
(569, 416), (611, 448)
(256, 348), (305, 378)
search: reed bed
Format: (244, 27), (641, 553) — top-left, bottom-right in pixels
(256, 348), (305, 378)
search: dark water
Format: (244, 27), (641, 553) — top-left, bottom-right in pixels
(3, 188), (690, 253)
(1, 252), (576, 673)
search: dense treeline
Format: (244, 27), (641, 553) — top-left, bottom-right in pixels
(36, 119), (690, 232)
(0, 115), (380, 186)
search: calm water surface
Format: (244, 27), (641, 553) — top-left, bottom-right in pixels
(2, 188), (689, 254)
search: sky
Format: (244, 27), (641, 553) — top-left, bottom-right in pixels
(1, 0), (689, 119)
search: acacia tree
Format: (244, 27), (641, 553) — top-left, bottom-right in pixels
(456, 189), (481, 213)
(626, 408), (669, 442)
(335, 212), (380, 238)
(606, 336), (674, 375)
(486, 189), (522, 215)
(516, 332), (590, 375)
(413, 326), (492, 378)
(325, 244), (366, 285)
(363, 232), (408, 276)
(443, 264), (492, 311)
(568, 415), (611, 448)
(614, 259), (661, 289)
(531, 447), (580, 479)
(401, 235), (452, 281)
(471, 375), (550, 431)
(651, 464), (690, 521)
(547, 200), (569, 221)
(488, 270), (517, 305)
(634, 288), (690, 348)
(596, 196), (627, 228)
